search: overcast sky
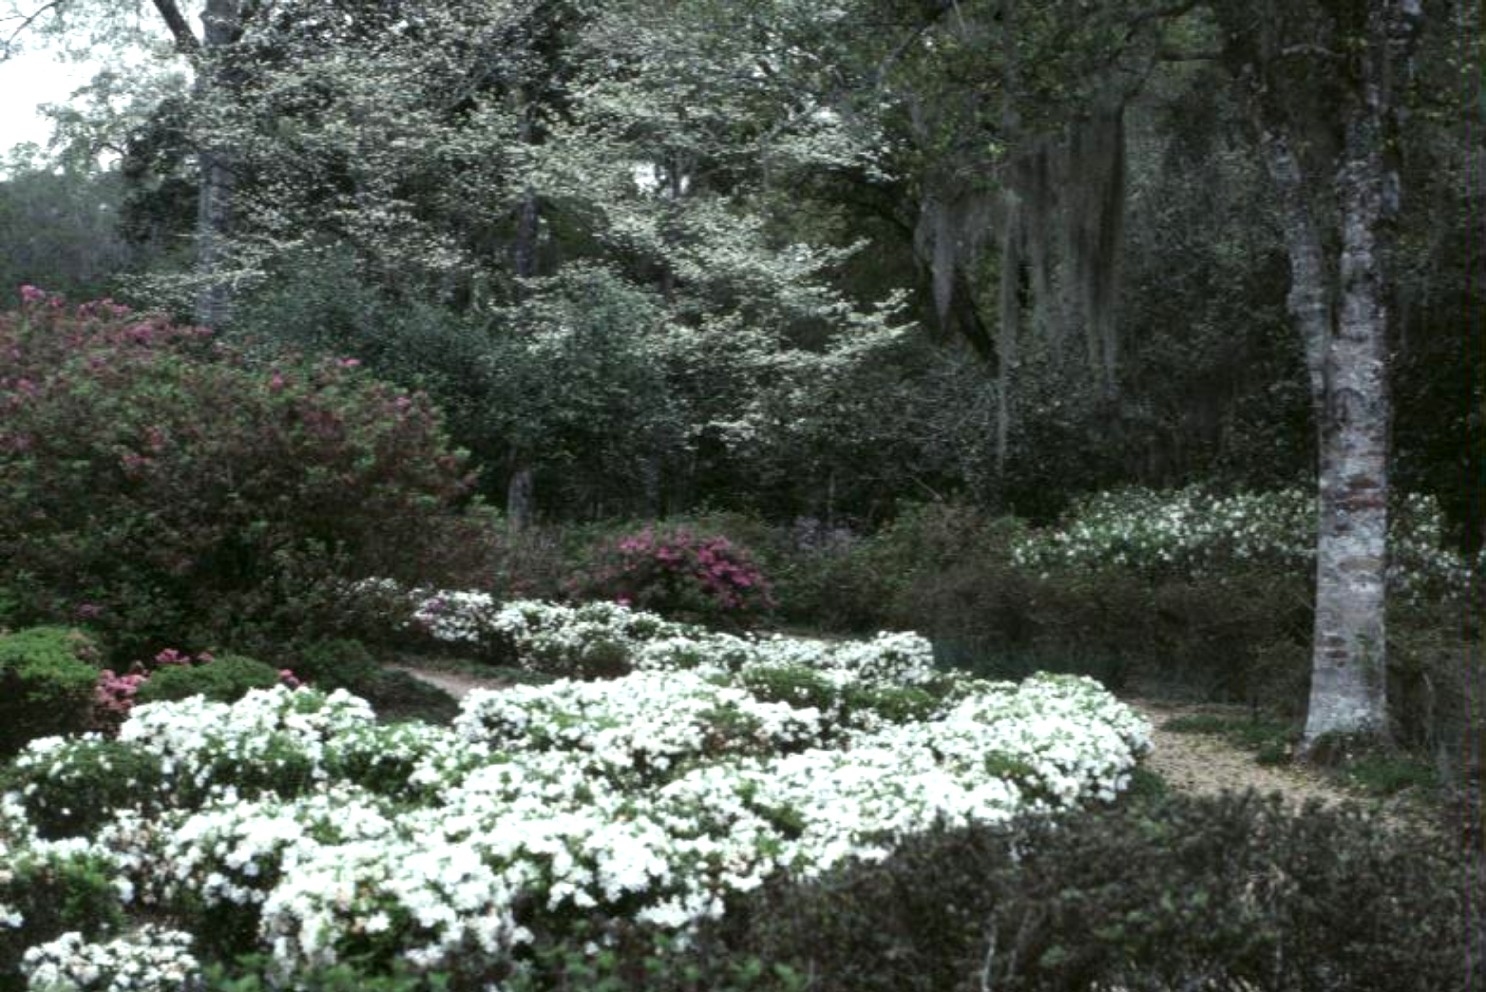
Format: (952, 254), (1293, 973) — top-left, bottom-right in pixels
(0, 47), (97, 155)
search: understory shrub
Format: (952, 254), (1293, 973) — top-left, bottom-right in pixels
(279, 639), (459, 724)
(0, 849), (127, 992)
(682, 792), (1480, 992)
(0, 293), (480, 662)
(133, 654), (285, 705)
(0, 627), (101, 755)
(566, 526), (776, 626)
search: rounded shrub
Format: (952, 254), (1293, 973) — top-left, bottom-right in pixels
(134, 654), (284, 705)
(568, 526), (776, 627)
(287, 638), (383, 694)
(0, 294), (478, 660)
(0, 850), (127, 989)
(0, 627), (102, 754)
(284, 639), (459, 724)
(2, 736), (164, 839)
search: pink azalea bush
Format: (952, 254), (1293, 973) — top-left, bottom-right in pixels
(567, 526), (776, 626)
(92, 648), (300, 734)
(0, 287), (478, 659)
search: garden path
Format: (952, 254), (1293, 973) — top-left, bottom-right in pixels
(1126, 699), (1345, 810)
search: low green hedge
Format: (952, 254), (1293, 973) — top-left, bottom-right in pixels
(0, 626), (101, 754)
(134, 654), (282, 705)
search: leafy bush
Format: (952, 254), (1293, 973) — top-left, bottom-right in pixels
(285, 639), (383, 693)
(0, 663), (1147, 987)
(3, 735), (165, 838)
(690, 792), (1480, 992)
(134, 654), (285, 705)
(1011, 485), (1475, 602)
(567, 526), (776, 626)
(0, 627), (101, 754)
(0, 850), (126, 992)
(0, 294), (478, 660)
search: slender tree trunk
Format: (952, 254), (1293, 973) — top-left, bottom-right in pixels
(1301, 3), (1417, 744)
(193, 0), (242, 328)
(507, 459), (535, 530)
(513, 100), (540, 282)
(1304, 121), (1393, 743)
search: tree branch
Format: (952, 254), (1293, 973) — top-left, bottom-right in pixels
(1157, 46), (1222, 62)
(2, 0), (65, 59)
(1279, 43), (1342, 60)
(149, 0), (199, 53)
(1128, 0), (1200, 29)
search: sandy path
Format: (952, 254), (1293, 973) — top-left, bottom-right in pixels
(1126, 699), (1348, 810)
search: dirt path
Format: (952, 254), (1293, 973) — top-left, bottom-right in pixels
(385, 663), (513, 699)
(1126, 699), (1348, 810)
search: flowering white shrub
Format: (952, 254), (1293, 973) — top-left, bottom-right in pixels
(405, 590), (943, 688)
(454, 671), (828, 780)
(1010, 485), (1474, 600)
(117, 686), (377, 800)
(0, 620), (1149, 987)
(20, 927), (198, 992)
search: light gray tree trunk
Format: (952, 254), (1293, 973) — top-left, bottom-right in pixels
(147, 1), (239, 327)
(1243, 0), (1421, 746)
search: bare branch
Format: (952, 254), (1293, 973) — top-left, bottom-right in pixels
(1128, 0), (1200, 28)
(1280, 43), (1342, 59)
(2, 0), (66, 60)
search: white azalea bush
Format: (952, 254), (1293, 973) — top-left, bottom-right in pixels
(20, 928), (199, 992)
(410, 592), (943, 688)
(0, 612), (1149, 989)
(1010, 485), (1475, 602)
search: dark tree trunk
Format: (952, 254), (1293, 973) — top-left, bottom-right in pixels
(507, 462), (535, 531)
(193, 0), (242, 328)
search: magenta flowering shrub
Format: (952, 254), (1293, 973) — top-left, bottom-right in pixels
(0, 288), (477, 659)
(93, 649), (300, 732)
(92, 649), (215, 733)
(568, 526), (776, 626)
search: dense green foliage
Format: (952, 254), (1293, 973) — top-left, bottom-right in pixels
(682, 793), (1481, 992)
(0, 627), (101, 754)
(1, 0), (1478, 537)
(0, 299), (478, 659)
(0, 1), (1478, 986)
(132, 654), (283, 705)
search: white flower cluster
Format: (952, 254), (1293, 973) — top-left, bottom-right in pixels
(20, 927), (198, 992)
(454, 670), (827, 781)
(0, 844), (20, 930)
(1, 623), (1148, 986)
(117, 685), (377, 797)
(1011, 485), (1474, 601)
(409, 592), (941, 686)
